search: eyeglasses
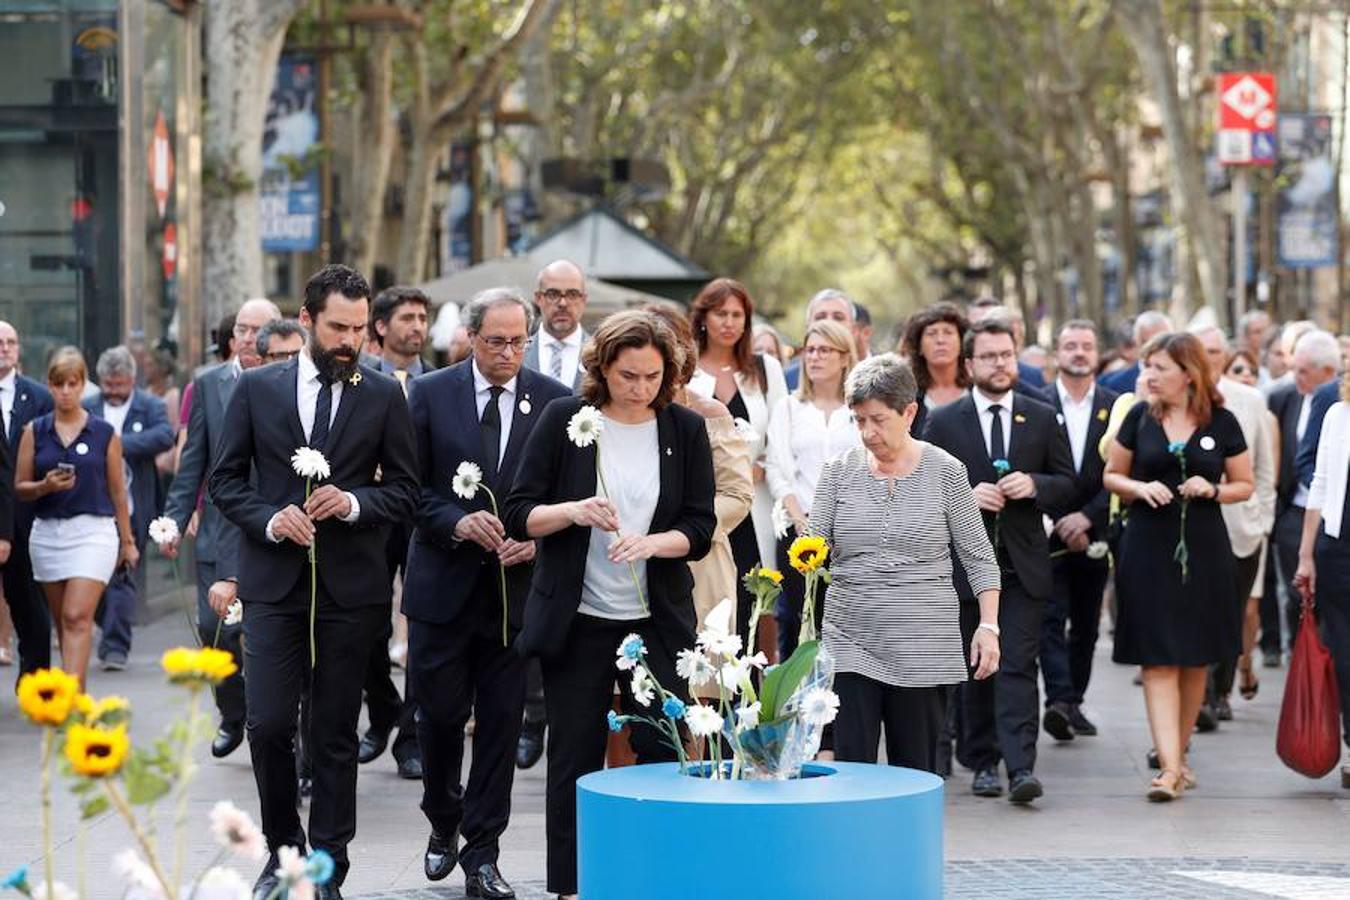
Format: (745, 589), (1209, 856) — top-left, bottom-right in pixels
(264, 350), (301, 362)
(233, 323), (261, 339)
(538, 289), (586, 304)
(477, 336), (532, 354)
(973, 351), (1017, 365)
(802, 346), (842, 357)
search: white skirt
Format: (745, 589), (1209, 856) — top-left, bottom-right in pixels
(30, 515), (119, 584)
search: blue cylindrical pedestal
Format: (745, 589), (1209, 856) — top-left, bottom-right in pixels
(577, 762), (943, 899)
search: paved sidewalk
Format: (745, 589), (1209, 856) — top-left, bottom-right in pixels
(3, 612), (1349, 898)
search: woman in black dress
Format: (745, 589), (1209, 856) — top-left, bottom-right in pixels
(1103, 332), (1254, 802)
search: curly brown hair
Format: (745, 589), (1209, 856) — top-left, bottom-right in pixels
(580, 310), (684, 411)
(903, 302), (971, 393)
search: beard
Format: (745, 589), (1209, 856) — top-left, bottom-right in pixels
(973, 372), (1016, 396)
(311, 337), (360, 383)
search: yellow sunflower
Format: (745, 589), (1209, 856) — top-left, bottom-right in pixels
(64, 723), (130, 778)
(758, 567), (785, 585)
(162, 647), (238, 686)
(17, 668), (81, 727)
(75, 694), (131, 725)
(787, 536), (830, 575)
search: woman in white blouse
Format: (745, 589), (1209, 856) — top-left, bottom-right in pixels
(766, 319), (861, 660)
(1294, 373), (1350, 788)
(688, 278), (788, 650)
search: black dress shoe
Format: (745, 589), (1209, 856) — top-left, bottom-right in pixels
(1214, 696), (1233, 721)
(212, 725), (245, 758)
(315, 883), (343, 900)
(516, 724), (545, 770)
(1195, 704), (1219, 732)
(1008, 770), (1043, 804)
(1042, 702), (1075, 742)
(465, 862), (516, 898)
(1068, 706), (1097, 736)
(424, 829), (459, 881)
(971, 767), (1002, 797)
(397, 756), (424, 780)
(358, 729), (389, 765)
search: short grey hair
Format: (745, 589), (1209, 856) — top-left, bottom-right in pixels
(464, 287), (536, 334)
(1238, 309), (1271, 336)
(1133, 310), (1173, 343)
(255, 319), (308, 358)
(95, 345), (136, 381)
(845, 353), (917, 412)
(1293, 329), (1342, 370)
(1188, 322), (1229, 350)
(806, 288), (855, 323)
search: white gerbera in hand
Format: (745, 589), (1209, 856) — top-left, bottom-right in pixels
(799, 687), (840, 726)
(224, 599), (244, 627)
(566, 405), (604, 448)
(684, 703), (724, 738)
(148, 515), (179, 547)
(290, 447), (331, 481)
(1087, 541), (1110, 560)
(675, 647), (717, 688)
(771, 499), (791, 540)
(630, 668), (655, 707)
(452, 461), (483, 500)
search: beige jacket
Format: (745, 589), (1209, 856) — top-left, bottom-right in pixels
(689, 415), (754, 629)
(1218, 377), (1277, 558)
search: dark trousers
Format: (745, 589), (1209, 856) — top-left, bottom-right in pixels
(523, 659), (546, 728)
(1040, 554), (1109, 707)
(835, 673), (947, 773)
(243, 578), (384, 886)
(95, 539), (145, 659)
(958, 576), (1043, 775)
(195, 559), (245, 729)
(541, 614), (685, 894)
(1263, 504), (1304, 654)
(364, 611), (419, 762)
(409, 597), (526, 872)
(1314, 532), (1350, 747)
(1209, 550), (1262, 700)
(2, 530), (51, 677)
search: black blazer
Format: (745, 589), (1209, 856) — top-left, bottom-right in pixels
(402, 362), (572, 627)
(923, 392), (1076, 599)
(208, 359), (420, 607)
(1268, 382), (1303, 515)
(503, 396), (716, 661)
(1039, 382), (1118, 546)
(3, 374), (52, 542)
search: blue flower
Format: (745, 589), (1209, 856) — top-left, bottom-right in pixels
(620, 634), (646, 662)
(2, 865), (28, 891)
(662, 696), (687, 719)
(1167, 441), (1187, 455)
(992, 458), (1011, 476)
(606, 710), (626, 733)
(305, 849), (335, 885)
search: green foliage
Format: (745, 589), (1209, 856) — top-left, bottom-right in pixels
(121, 751), (172, 807)
(759, 640), (820, 724)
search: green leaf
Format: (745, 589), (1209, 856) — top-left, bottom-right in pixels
(122, 755), (171, 806)
(69, 777), (96, 795)
(759, 641), (820, 722)
(79, 794), (110, 819)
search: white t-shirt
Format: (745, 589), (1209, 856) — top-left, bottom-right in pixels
(580, 416), (660, 620)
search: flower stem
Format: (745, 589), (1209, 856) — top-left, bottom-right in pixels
(172, 687), (203, 894)
(104, 780), (174, 900)
(484, 486), (510, 648)
(307, 478), (317, 669)
(594, 447), (650, 617)
(40, 728), (53, 895)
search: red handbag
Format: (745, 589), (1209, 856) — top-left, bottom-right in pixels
(1277, 598), (1343, 778)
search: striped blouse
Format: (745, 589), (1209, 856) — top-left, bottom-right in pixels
(810, 443), (1000, 687)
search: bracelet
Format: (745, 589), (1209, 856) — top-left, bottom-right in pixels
(976, 622), (1000, 638)
(1210, 481), (1221, 500)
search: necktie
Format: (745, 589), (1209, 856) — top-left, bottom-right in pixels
(481, 385), (504, 481)
(549, 341), (564, 381)
(988, 404), (1006, 461)
(311, 379), (332, 450)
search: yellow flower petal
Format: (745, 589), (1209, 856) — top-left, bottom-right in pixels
(17, 668), (81, 727)
(64, 723), (130, 778)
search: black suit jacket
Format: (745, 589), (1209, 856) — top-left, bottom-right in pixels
(503, 396), (716, 661)
(1039, 382), (1118, 546)
(208, 359), (420, 606)
(3, 374), (52, 544)
(1268, 382), (1303, 515)
(923, 392), (1076, 599)
(402, 362), (571, 627)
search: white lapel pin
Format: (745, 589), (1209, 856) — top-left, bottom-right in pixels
(1199, 435), (1216, 451)
(519, 396), (532, 415)
(666, 447), (673, 456)
(75, 442), (89, 455)
(132, 421), (143, 433)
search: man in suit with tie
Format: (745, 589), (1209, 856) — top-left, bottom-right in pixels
(210, 265), (419, 899)
(84, 345), (174, 670)
(354, 286), (431, 779)
(1264, 330), (1341, 664)
(0, 320), (53, 677)
(405, 288), (570, 897)
(162, 298), (282, 757)
(1037, 321), (1117, 741)
(924, 317), (1076, 804)
(516, 259), (589, 769)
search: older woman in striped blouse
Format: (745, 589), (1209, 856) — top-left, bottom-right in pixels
(810, 354), (1001, 772)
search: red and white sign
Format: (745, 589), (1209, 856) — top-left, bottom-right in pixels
(1217, 72), (1277, 166)
(148, 110), (175, 218)
(162, 222), (177, 281)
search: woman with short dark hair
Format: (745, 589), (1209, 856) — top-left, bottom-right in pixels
(504, 310), (716, 899)
(903, 302), (970, 435)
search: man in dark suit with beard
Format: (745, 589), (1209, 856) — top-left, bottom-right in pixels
(210, 265), (419, 900)
(404, 287), (571, 898)
(924, 317), (1076, 805)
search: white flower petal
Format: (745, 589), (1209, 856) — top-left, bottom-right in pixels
(290, 447), (331, 480)
(566, 406), (605, 448)
(684, 704), (724, 737)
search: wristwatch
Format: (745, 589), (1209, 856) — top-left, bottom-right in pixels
(976, 622), (1001, 638)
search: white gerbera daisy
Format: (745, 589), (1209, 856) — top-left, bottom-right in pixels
(148, 515), (179, 546)
(290, 447), (331, 480)
(566, 405), (604, 448)
(684, 703), (724, 737)
(1086, 541), (1110, 560)
(735, 701), (762, 730)
(224, 599), (244, 627)
(210, 800), (265, 860)
(771, 499), (792, 539)
(675, 647), (717, 688)
(799, 687), (841, 726)
(630, 668), (655, 707)
(452, 460), (483, 500)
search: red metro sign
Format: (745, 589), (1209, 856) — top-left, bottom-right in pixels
(1216, 72), (1277, 166)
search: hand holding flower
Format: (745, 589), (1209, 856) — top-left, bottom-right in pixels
(568, 496), (620, 531)
(207, 580), (238, 618)
(608, 533), (659, 564)
(454, 510), (505, 550)
(496, 537), (536, 566)
(972, 482), (1006, 512)
(270, 504), (316, 546)
(1177, 475), (1217, 500)
(1133, 480), (1174, 508)
(303, 483), (352, 521)
(997, 470), (1037, 499)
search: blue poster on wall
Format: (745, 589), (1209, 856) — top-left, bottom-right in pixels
(260, 55), (320, 253)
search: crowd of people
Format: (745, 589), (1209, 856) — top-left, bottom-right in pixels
(4, 260), (1350, 900)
